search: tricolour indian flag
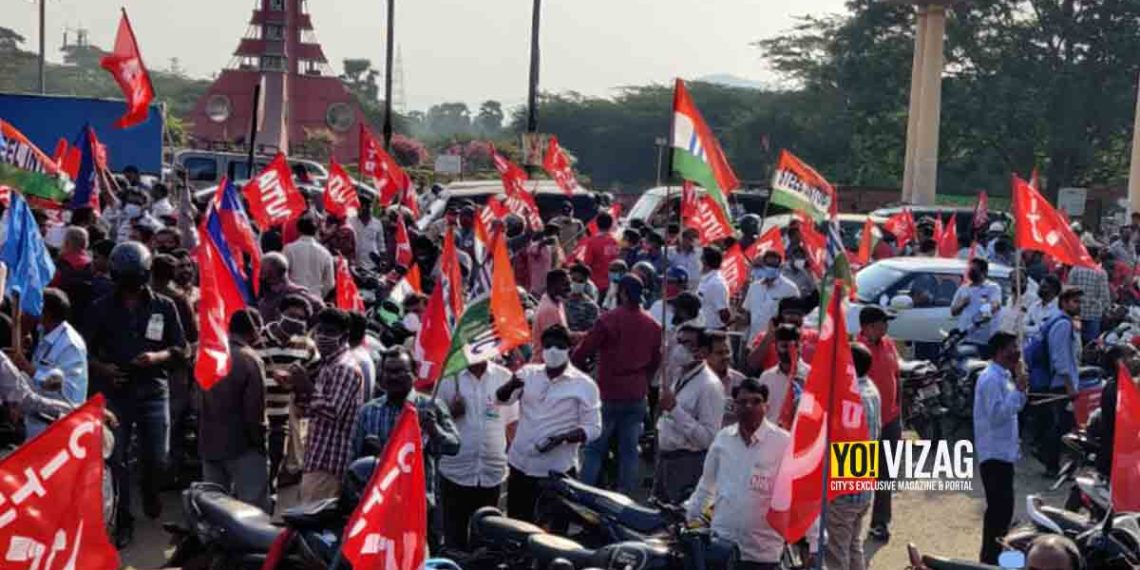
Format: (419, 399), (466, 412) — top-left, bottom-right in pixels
(671, 79), (740, 216)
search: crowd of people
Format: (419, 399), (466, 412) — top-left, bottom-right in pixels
(0, 169), (1126, 570)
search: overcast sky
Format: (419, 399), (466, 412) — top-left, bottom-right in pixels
(3, 0), (847, 111)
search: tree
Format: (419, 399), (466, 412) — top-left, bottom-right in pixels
(0, 27), (25, 52)
(474, 100), (504, 137)
(424, 102), (473, 138)
(341, 58), (379, 102)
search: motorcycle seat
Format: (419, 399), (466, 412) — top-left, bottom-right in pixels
(556, 477), (668, 534)
(192, 488), (281, 552)
(526, 534), (599, 567)
(282, 498), (342, 530)
(470, 514), (546, 547)
(1039, 506), (1092, 534)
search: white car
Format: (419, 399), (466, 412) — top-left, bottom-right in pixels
(811, 257), (1024, 345)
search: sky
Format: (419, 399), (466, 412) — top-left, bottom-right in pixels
(2, 0), (848, 111)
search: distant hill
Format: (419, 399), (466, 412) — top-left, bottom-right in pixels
(695, 73), (768, 91)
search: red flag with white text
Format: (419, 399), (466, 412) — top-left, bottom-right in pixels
(492, 149), (543, 231)
(1012, 175), (1096, 268)
(241, 153), (307, 230)
(394, 214), (414, 269)
(542, 136), (579, 196)
(684, 194), (734, 246)
(767, 281), (870, 542)
(745, 226), (786, 261)
(1112, 364), (1140, 511)
(413, 284), (452, 391)
(359, 125), (412, 207)
(341, 404), (426, 570)
(722, 244), (748, 296)
(323, 159), (361, 218)
(0, 395), (119, 570)
(336, 256), (365, 313)
(100, 11), (154, 129)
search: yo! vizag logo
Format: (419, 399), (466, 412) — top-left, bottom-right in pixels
(829, 439), (975, 493)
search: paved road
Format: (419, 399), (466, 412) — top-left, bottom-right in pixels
(120, 450), (1059, 569)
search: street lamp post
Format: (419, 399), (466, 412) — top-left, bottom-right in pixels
(38, 0), (46, 93)
(382, 0), (396, 151)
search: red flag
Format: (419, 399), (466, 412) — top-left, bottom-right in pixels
(438, 228), (466, 322)
(972, 191), (989, 233)
(195, 216), (243, 390)
(684, 194), (734, 246)
(241, 153), (307, 230)
(323, 159), (360, 218)
(1112, 364), (1140, 511)
(483, 197), (509, 227)
(933, 217), (944, 247)
(883, 208), (917, 248)
(777, 343), (800, 430)
(100, 11), (154, 129)
(855, 216), (875, 266)
(413, 284), (452, 390)
(336, 256), (365, 312)
(405, 263), (423, 294)
(722, 244), (749, 296)
(938, 213), (959, 258)
(1012, 175), (1096, 268)
(359, 125), (412, 207)
(492, 149), (542, 231)
(542, 135), (579, 196)
(394, 214), (414, 269)
(681, 181), (698, 220)
(399, 182), (421, 219)
(341, 404), (426, 570)
(768, 281), (870, 542)
(0, 395), (120, 570)
(798, 213), (828, 279)
(0, 185), (10, 208)
(745, 225), (786, 261)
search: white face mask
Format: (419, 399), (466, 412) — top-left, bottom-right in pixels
(402, 313), (422, 333)
(669, 343), (693, 367)
(543, 347), (570, 368)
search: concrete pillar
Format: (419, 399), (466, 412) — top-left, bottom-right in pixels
(901, 7), (928, 204)
(1129, 73), (1140, 216)
(911, 3), (946, 206)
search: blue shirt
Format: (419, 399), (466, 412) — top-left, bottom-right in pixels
(973, 362), (1027, 463)
(25, 322), (88, 438)
(1047, 316), (1080, 390)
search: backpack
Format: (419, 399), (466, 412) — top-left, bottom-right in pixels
(1025, 313), (1068, 391)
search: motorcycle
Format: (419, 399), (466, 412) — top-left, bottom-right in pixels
(468, 505), (740, 570)
(1002, 495), (1140, 569)
(899, 359), (946, 441)
(1052, 430), (1110, 521)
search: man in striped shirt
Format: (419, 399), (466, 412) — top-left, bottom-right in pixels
(298, 308), (364, 502)
(258, 294), (319, 494)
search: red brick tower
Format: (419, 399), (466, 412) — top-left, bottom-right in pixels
(186, 0), (367, 164)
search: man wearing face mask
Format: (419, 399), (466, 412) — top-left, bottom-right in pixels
(574, 275), (662, 495)
(742, 250), (800, 344)
(84, 241), (188, 547)
(783, 245), (818, 311)
(498, 325), (601, 523)
(151, 253), (199, 488)
(566, 263), (601, 333)
(951, 258), (1004, 346)
(297, 308), (365, 502)
(533, 269), (573, 359)
(858, 306), (902, 543)
(259, 295), (320, 496)
(351, 346), (460, 548)
(602, 259), (628, 311)
(654, 325), (726, 504)
(257, 252), (325, 325)
(756, 325), (810, 427)
(649, 267), (690, 331)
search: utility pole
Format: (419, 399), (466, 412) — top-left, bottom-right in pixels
(382, 0), (396, 151)
(526, 0), (542, 134)
(38, 0), (46, 93)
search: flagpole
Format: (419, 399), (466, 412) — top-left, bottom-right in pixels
(661, 84), (678, 420)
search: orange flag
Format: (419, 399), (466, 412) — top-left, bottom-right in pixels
(491, 231), (532, 354)
(855, 216), (875, 266)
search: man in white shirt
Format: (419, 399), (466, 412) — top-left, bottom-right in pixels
(697, 246), (731, 330)
(686, 377), (818, 567)
(757, 325), (811, 427)
(666, 228), (703, 292)
(348, 197), (386, 272)
(284, 213), (335, 298)
(497, 324), (601, 524)
(437, 360), (518, 549)
(654, 325), (725, 503)
(951, 257), (1003, 346)
(6, 288), (88, 439)
(742, 250), (800, 343)
(1026, 275), (1062, 340)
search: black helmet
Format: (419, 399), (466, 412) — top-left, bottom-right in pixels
(110, 241), (153, 286)
(341, 456), (379, 510)
(739, 214), (762, 236)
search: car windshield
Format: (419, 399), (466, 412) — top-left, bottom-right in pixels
(854, 264), (906, 303)
(627, 193), (662, 221)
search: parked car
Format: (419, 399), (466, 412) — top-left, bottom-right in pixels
(191, 177), (377, 212)
(624, 186), (769, 227)
(810, 257), (1024, 346)
(418, 180), (598, 229)
(870, 205), (1013, 242)
(173, 150), (328, 190)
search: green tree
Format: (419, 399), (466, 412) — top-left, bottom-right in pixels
(424, 102), (473, 138)
(474, 100), (504, 137)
